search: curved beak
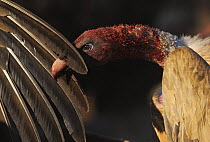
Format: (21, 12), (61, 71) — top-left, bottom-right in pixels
(52, 58), (69, 79)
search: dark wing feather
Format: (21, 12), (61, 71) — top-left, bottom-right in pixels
(0, 0), (88, 74)
(0, 0), (88, 142)
(0, 69), (41, 142)
(0, 0), (89, 112)
(162, 46), (210, 141)
(0, 87), (21, 142)
(0, 15), (89, 113)
(2, 40), (65, 141)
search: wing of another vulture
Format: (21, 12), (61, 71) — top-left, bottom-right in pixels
(0, 0), (88, 142)
(162, 46), (210, 142)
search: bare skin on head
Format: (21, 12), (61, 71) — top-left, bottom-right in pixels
(52, 24), (169, 79)
(74, 24), (167, 66)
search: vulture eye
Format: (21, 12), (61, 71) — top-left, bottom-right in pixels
(82, 43), (94, 51)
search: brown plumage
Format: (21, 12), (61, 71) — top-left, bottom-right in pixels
(163, 46), (210, 142)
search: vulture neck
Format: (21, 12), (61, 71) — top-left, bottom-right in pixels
(112, 27), (185, 67)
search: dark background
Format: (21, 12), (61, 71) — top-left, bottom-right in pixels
(12, 0), (210, 141)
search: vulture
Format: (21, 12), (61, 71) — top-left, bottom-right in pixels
(53, 25), (210, 141)
(0, 0), (129, 142)
(0, 0), (209, 142)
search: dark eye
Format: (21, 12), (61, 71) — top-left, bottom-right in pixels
(82, 43), (94, 51)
